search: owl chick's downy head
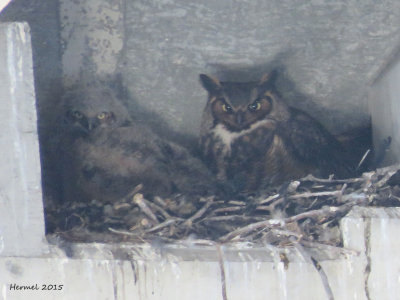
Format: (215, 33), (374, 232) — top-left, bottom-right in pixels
(199, 71), (290, 132)
(62, 83), (132, 135)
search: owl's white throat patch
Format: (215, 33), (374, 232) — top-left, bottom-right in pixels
(211, 119), (272, 154)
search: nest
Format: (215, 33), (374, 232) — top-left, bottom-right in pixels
(46, 164), (400, 249)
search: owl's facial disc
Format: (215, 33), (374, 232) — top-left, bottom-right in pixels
(212, 96), (272, 131)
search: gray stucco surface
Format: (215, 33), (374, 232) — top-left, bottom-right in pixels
(122, 0), (400, 135)
(2, 0), (400, 138)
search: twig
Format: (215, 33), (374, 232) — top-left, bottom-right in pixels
(258, 197), (284, 211)
(213, 206), (244, 214)
(357, 149), (371, 170)
(219, 219), (283, 242)
(259, 194), (280, 205)
(108, 227), (139, 236)
(270, 228), (303, 240)
(143, 198), (173, 219)
(153, 196), (167, 208)
(336, 184), (347, 203)
(119, 184), (143, 202)
(289, 190), (341, 200)
(375, 170), (398, 189)
(301, 174), (364, 184)
(133, 193), (159, 224)
(202, 215), (266, 223)
(182, 197), (214, 227)
(285, 197), (366, 224)
(145, 219), (181, 234)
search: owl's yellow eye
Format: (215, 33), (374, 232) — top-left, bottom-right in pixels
(97, 112), (107, 120)
(248, 101), (261, 111)
(222, 103), (233, 113)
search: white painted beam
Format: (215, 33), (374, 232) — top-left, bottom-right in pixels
(0, 0), (12, 14)
(0, 23), (47, 257)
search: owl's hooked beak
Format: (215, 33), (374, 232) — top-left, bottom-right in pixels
(236, 111), (244, 126)
(87, 119), (98, 131)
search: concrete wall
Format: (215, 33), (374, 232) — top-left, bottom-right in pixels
(0, 0), (63, 203)
(60, 0), (124, 86)
(0, 22), (47, 257)
(57, 0), (400, 137)
(369, 49), (400, 165)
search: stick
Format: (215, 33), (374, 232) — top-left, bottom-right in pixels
(202, 215), (266, 223)
(301, 174), (364, 184)
(219, 219), (284, 242)
(143, 198), (172, 219)
(285, 197), (366, 224)
(133, 193), (159, 224)
(289, 190), (341, 200)
(182, 197), (214, 227)
(108, 227), (139, 236)
(259, 194), (280, 205)
(145, 219), (181, 234)
(213, 206), (244, 214)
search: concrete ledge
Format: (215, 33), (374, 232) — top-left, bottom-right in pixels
(0, 0), (12, 14)
(0, 22), (47, 257)
(0, 207), (399, 299)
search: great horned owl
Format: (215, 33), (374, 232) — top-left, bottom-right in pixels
(199, 72), (352, 192)
(60, 83), (214, 204)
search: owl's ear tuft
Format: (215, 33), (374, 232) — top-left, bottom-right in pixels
(199, 74), (221, 93)
(259, 70), (278, 89)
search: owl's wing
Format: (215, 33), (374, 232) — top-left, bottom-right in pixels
(279, 109), (354, 178)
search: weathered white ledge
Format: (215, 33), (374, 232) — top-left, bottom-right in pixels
(1, 207), (399, 300)
(0, 22), (47, 257)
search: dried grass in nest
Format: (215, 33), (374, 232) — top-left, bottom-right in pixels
(46, 164), (400, 249)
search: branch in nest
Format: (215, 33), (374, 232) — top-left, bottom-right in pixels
(133, 193), (159, 224)
(301, 174), (364, 184)
(285, 196), (366, 224)
(219, 219), (284, 242)
(143, 197), (173, 219)
(259, 194), (281, 205)
(145, 218), (182, 234)
(213, 206), (244, 214)
(108, 227), (139, 236)
(202, 215), (266, 223)
(219, 194), (367, 243)
(289, 190), (341, 200)
(182, 196), (214, 227)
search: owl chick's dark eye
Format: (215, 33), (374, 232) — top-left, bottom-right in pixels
(72, 110), (83, 119)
